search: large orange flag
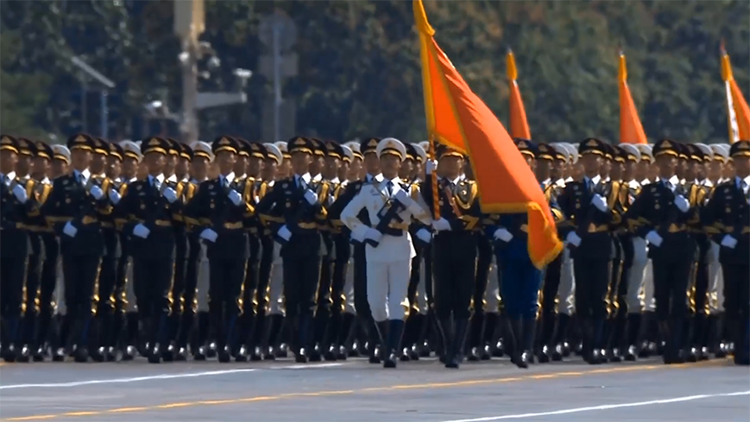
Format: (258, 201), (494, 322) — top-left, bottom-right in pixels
(721, 44), (750, 143)
(507, 49), (531, 139)
(618, 52), (647, 144)
(414, 0), (562, 268)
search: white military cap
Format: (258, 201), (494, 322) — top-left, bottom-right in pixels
(561, 143), (578, 164)
(550, 143), (570, 163)
(411, 143), (427, 163)
(263, 142), (283, 164)
(134, 140), (142, 149)
(340, 144), (354, 163)
(190, 141), (214, 161)
(274, 141), (290, 159)
(711, 144), (729, 162)
(619, 143), (641, 162)
(51, 144), (71, 164)
(120, 140), (142, 161)
(377, 137), (406, 160)
(636, 144), (653, 162)
(694, 143), (713, 161)
(344, 141), (362, 160)
(418, 141), (430, 156)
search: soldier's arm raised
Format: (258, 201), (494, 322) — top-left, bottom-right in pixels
(340, 185), (368, 240)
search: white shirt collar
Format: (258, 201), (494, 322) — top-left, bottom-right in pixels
(295, 173), (311, 185)
(2, 171), (15, 186)
(554, 178), (566, 187)
(585, 175), (601, 186)
(736, 175), (750, 189)
(542, 178), (551, 187)
(330, 177), (340, 184)
(219, 172), (235, 185)
(448, 176), (461, 185)
(366, 173), (383, 183)
(167, 174), (178, 183)
(641, 178), (651, 185)
(565, 176), (574, 183)
(669, 175), (681, 186)
(312, 173), (322, 182)
(628, 179), (641, 189)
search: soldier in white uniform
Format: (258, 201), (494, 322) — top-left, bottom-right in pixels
(340, 137), (432, 368)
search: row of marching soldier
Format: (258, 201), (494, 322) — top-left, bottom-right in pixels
(0, 132), (747, 367)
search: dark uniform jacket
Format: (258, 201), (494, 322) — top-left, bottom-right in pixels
(422, 174), (482, 258)
(701, 177), (750, 265)
(557, 176), (615, 260)
(1, 173), (35, 258)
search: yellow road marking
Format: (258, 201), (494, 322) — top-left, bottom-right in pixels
(1, 360), (725, 421)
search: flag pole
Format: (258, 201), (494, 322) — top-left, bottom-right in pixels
(428, 134), (440, 219)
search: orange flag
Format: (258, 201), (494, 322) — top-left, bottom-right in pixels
(506, 49), (531, 139)
(721, 44), (750, 142)
(618, 52), (647, 144)
(414, 0), (562, 268)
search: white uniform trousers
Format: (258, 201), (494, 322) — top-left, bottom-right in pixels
(343, 244), (356, 314)
(415, 256), (428, 315)
(642, 259), (656, 312)
(625, 237), (648, 314)
(707, 241), (724, 313)
(196, 242), (210, 312)
(269, 242), (285, 315)
(557, 244), (576, 316)
(485, 255), (500, 313)
(367, 259), (411, 322)
(124, 257), (137, 312)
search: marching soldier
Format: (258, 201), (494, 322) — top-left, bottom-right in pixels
(626, 139), (698, 364)
(557, 138), (617, 364)
(115, 136), (181, 363)
(340, 137), (433, 368)
(42, 134), (108, 362)
(702, 140), (750, 366)
(1, 135), (34, 362)
(256, 136), (329, 363)
(183, 136), (253, 362)
(707, 144), (729, 357)
(423, 143), (482, 368)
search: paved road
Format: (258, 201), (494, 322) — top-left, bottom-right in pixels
(0, 357), (747, 422)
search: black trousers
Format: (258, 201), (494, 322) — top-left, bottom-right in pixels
(432, 236), (476, 320)
(474, 234), (493, 313)
(62, 255), (100, 319)
(540, 254), (563, 345)
(722, 263), (750, 321)
(314, 234), (334, 345)
(330, 235), (350, 342)
(22, 233), (45, 344)
(407, 244), (424, 312)
(352, 244), (370, 319)
(652, 258), (692, 321)
(255, 236), (274, 317)
(242, 236), (261, 321)
(97, 230), (119, 324)
(209, 255), (247, 348)
(573, 258), (610, 320)
(38, 233), (59, 345)
(132, 253), (173, 347)
(178, 235), (201, 346)
(170, 233), (190, 318)
(1, 256), (27, 319)
(283, 255), (320, 319)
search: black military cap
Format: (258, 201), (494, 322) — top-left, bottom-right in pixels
(165, 138), (181, 157)
(360, 137), (381, 155)
(514, 138), (537, 159)
(675, 142), (689, 160)
(35, 140), (53, 161)
(536, 143), (555, 161)
(286, 136), (314, 155)
(108, 142), (124, 161)
(248, 141), (267, 160)
(93, 138), (110, 156)
(652, 139), (680, 159)
(618, 144), (640, 162)
(310, 138), (327, 157)
(0, 135), (20, 154)
(236, 138), (251, 157)
(730, 140), (750, 159)
(179, 142), (194, 161)
(684, 143), (703, 163)
(404, 142), (417, 161)
(325, 140), (343, 160)
(605, 143), (620, 161)
(212, 135), (240, 155)
(142, 136), (170, 155)
(67, 133), (96, 152)
(578, 137), (608, 157)
(436, 143), (464, 160)
(18, 138), (38, 157)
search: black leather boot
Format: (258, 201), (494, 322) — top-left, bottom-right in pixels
(384, 319), (404, 368)
(446, 319), (469, 369)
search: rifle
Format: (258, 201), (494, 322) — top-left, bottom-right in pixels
(365, 195), (408, 248)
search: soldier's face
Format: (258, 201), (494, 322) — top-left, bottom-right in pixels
(536, 158), (550, 180)
(106, 156), (121, 179)
(723, 160), (735, 179)
(71, 149), (91, 171)
(325, 156), (341, 177)
(15, 154), (31, 175)
(90, 152), (106, 174)
(0, 150), (18, 174)
(234, 155), (249, 175)
(290, 151), (312, 175)
(655, 155), (677, 178)
(363, 153), (380, 175)
(580, 153), (600, 175)
(338, 162), (349, 181)
(708, 160), (724, 182)
(122, 157), (138, 179)
(734, 156), (750, 177)
(623, 161), (635, 180)
(440, 155), (464, 179)
(379, 154), (401, 178)
(279, 159), (292, 178)
(51, 159), (68, 178)
(164, 154), (177, 175)
(262, 159), (277, 181)
(33, 157), (50, 177)
(191, 157), (209, 180)
(610, 161), (623, 181)
(550, 159), (563, 180)
(144, 152), (167, 175)
(399, 159), (414, 179)
(349, 158), (363, 181)
(216, 151), (237, 175)
(176, 157), (190, 177)
(248, 157), (263, 177)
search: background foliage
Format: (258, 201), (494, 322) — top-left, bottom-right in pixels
(1, 0), (748, 144)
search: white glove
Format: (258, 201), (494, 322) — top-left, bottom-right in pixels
(394, 189), (410, 205)
(364, 228), (383, 243)
(12, 184), (27, 203)
(720, 234), (738, 249)
(200, 228), (218, 243)
(493, 228), (513, 242)
(227, 189), (242, 206)
(108, 189), (121, 204)
(645, 230), (663, 247)
(62, 221), (78, 238)
(565, 231), (582, 247)
(591, 194), (608, 212)
(133, 223), (150, 239)
(432, 217), (451, 232)
(162, 187), (178, 204)
(303, 189), (318, 205)
(674, 195), (690, 213)
(277, 225), (292, 241)
(89, 185), (104, 200)
(425, 160), (437, 175)
(416, 228), (432, 243)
